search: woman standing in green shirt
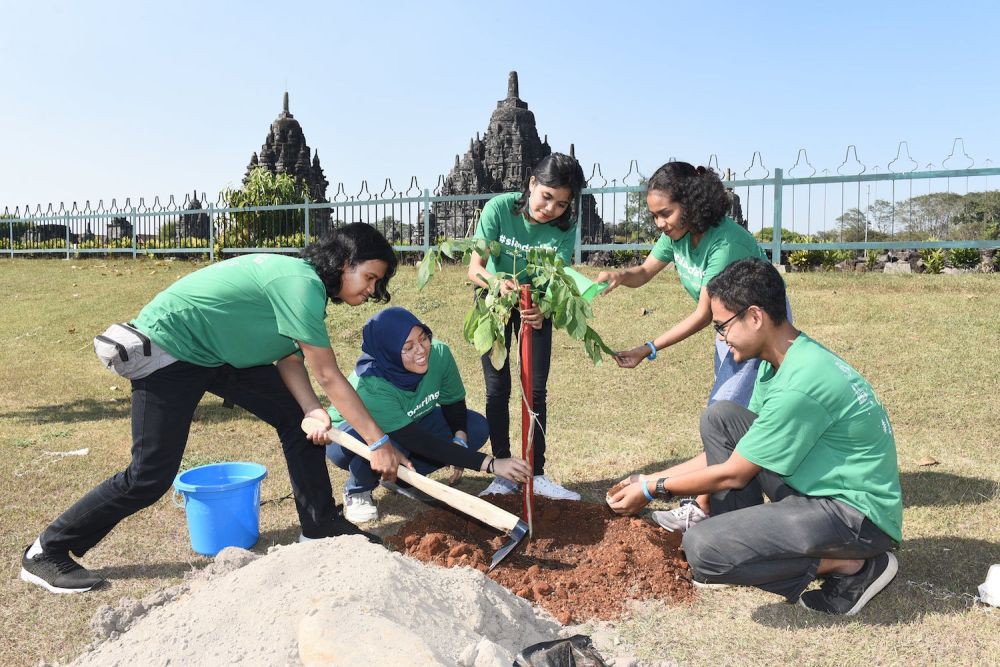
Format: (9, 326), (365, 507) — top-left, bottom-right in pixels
(468, 153), (586, 500)
(597, 161), (772, 408)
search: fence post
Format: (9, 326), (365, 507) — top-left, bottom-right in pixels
(303, 197), (310, 247)
(574, 192), (583, 265)
(7, 217), (12, 258)
(208, 202), (215, 262)
(131, 207), (138, 259)
(422, 189), (431, 253)
(772, 168), (783, 264)
(65, 212), (71, 260)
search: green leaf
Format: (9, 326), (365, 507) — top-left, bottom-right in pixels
(489, 240), (502, 257)
(416, 251), (436, 290)
(462, 307), (479, 342)
(489, 337), (508, 370)
(473, 317), (495, 355)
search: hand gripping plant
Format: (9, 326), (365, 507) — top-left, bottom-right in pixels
(416, 239), (616, 369)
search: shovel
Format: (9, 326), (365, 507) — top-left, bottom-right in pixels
(301, 417), (528, 571)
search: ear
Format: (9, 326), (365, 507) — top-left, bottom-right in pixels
(748, 305), (766, 330)
(528, 175), (537, 191)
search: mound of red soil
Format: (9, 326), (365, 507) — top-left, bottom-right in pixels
(389, 495), (694, 624)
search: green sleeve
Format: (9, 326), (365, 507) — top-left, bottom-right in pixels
(736, 389), (833, 476)
(473, 196), (502, 242)
(263, 276), (331, 347)
(556, 227), (576, 266)
(650, 233), (674, 264)
(437, 344), (467, 405)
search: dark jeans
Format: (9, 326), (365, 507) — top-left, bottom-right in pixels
(681, 401), (896, 601)
(326, 408), (489, 494)
(41, 360), (338, 555)
(481, 308), (552, 475)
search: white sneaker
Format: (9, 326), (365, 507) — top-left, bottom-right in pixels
(651, 500), (708, 533)
(343, 491), (378, 523)
(532, 475), (581, 501)
(477, 476), (517, 497)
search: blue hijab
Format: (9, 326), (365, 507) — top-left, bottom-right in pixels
(355, 307), (432, 392)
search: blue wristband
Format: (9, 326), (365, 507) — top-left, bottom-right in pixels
(369, 434), (390, 452)
(452, 436), (468, 448)
(641, 480), (655, 501)
(645, 342), (657, 361)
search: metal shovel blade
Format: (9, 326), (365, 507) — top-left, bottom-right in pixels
(488, 519), (528, 572)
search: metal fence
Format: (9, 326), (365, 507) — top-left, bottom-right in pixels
(5, 144), (1000, 264)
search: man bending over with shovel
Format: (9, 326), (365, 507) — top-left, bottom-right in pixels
(608, 258), (902, 616)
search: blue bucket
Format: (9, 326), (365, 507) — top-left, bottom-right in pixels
(173, 462), (267, 556)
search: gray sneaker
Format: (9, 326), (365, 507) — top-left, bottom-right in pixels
(651, 500), (709, 533)
(20, 546), (104, 594)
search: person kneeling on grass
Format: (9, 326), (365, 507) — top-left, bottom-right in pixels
(608, 258), (903, 616)
(311, 307), (532, 522)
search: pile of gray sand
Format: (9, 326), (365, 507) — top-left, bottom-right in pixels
(72, 537), (567, 666)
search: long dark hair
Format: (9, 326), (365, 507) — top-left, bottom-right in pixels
(647, 161), (729, 235)
(300, 222), (398, 304)
(513, 152), (586, 231)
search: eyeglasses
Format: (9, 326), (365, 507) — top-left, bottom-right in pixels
(401, 332), (432, 356)
(712, 307), (749, 338)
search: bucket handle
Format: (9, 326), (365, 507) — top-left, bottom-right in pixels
(172, 488), (186, 508)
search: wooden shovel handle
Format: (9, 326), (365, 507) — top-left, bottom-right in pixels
(301, 417), (520, 533)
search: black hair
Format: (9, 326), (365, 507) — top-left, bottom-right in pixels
(513, 152), (586, 232)
(706, 258), (788, 324)
(300, 222), (398, 304)
(647, 161), (729, 235)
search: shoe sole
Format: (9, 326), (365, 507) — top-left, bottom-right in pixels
(344, 511), (378, 524)
(20, 568), (96, 594)
(692, 580), (732, 590)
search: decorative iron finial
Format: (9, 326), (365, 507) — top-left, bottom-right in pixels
(508, 71), (518, 98)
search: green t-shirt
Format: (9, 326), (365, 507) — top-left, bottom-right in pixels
(133, 254), (331, 368)
(328, 339), (466, 433)
(650, 217), (766, 301)
(472, 192), (577, 283)
(736, 334), (903, 542)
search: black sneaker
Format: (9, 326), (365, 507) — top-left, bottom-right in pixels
(20, 546), (104, 594)
(799, 552), (898, 616)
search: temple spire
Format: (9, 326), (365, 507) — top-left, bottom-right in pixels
(283, 91), (289, 114)
(507, 71), (518, 98)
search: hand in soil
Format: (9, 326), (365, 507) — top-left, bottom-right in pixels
(607, 479), (650, 516)
(445, 466), (463, 485)
(606, 474), (642, 502)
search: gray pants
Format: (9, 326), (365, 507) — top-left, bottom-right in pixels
(681, 401), (895, 601)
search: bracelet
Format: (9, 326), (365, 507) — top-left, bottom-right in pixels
(369, 434), (390, 452)
(641, 481), (655, 501)
(645, 342), (657, 361)
(486, 457), (496, 474)
(452, 436), (468, 448)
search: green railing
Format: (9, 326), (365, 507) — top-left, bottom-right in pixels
(4, 167), (999, 262)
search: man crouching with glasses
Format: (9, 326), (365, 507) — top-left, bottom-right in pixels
(608, 257), (902, 616)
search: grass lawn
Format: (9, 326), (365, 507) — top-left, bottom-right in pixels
(1, 258), (997, 666)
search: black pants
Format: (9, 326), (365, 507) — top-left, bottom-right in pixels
(682, 401), (896, 601)
(41, 360), (337, 556)
(481, 308), (552, 475)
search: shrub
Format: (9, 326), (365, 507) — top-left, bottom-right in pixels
(948, 246), (981, 269)
(920, 247), (946, 274)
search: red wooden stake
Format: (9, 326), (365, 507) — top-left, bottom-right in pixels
(519, 284), (535, 537)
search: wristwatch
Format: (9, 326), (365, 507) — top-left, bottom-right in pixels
(655, 477), (673, 500)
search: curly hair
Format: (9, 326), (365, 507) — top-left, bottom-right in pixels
(647, 161), (729, 235)
(706, 258), (788, 325)
(300, 222), (398, 304)
(513, 152), (586, 231)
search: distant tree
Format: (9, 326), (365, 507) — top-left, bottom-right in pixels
(835, 208), (868, 242)
(867, 199), (896, 235)
(952, 190), (1000, 240)
(222, 167), (310, 245)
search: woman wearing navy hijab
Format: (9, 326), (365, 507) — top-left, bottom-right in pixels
(321, 307), (531, 522)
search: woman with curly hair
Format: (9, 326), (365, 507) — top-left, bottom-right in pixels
(21, 223), (407, 594)
(597, 161), (774, 407)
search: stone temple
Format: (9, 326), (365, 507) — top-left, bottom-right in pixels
(430, 72), (607, 245)
(244, 92), (330, 229)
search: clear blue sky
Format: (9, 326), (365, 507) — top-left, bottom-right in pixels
(3, 0), (998, 209)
